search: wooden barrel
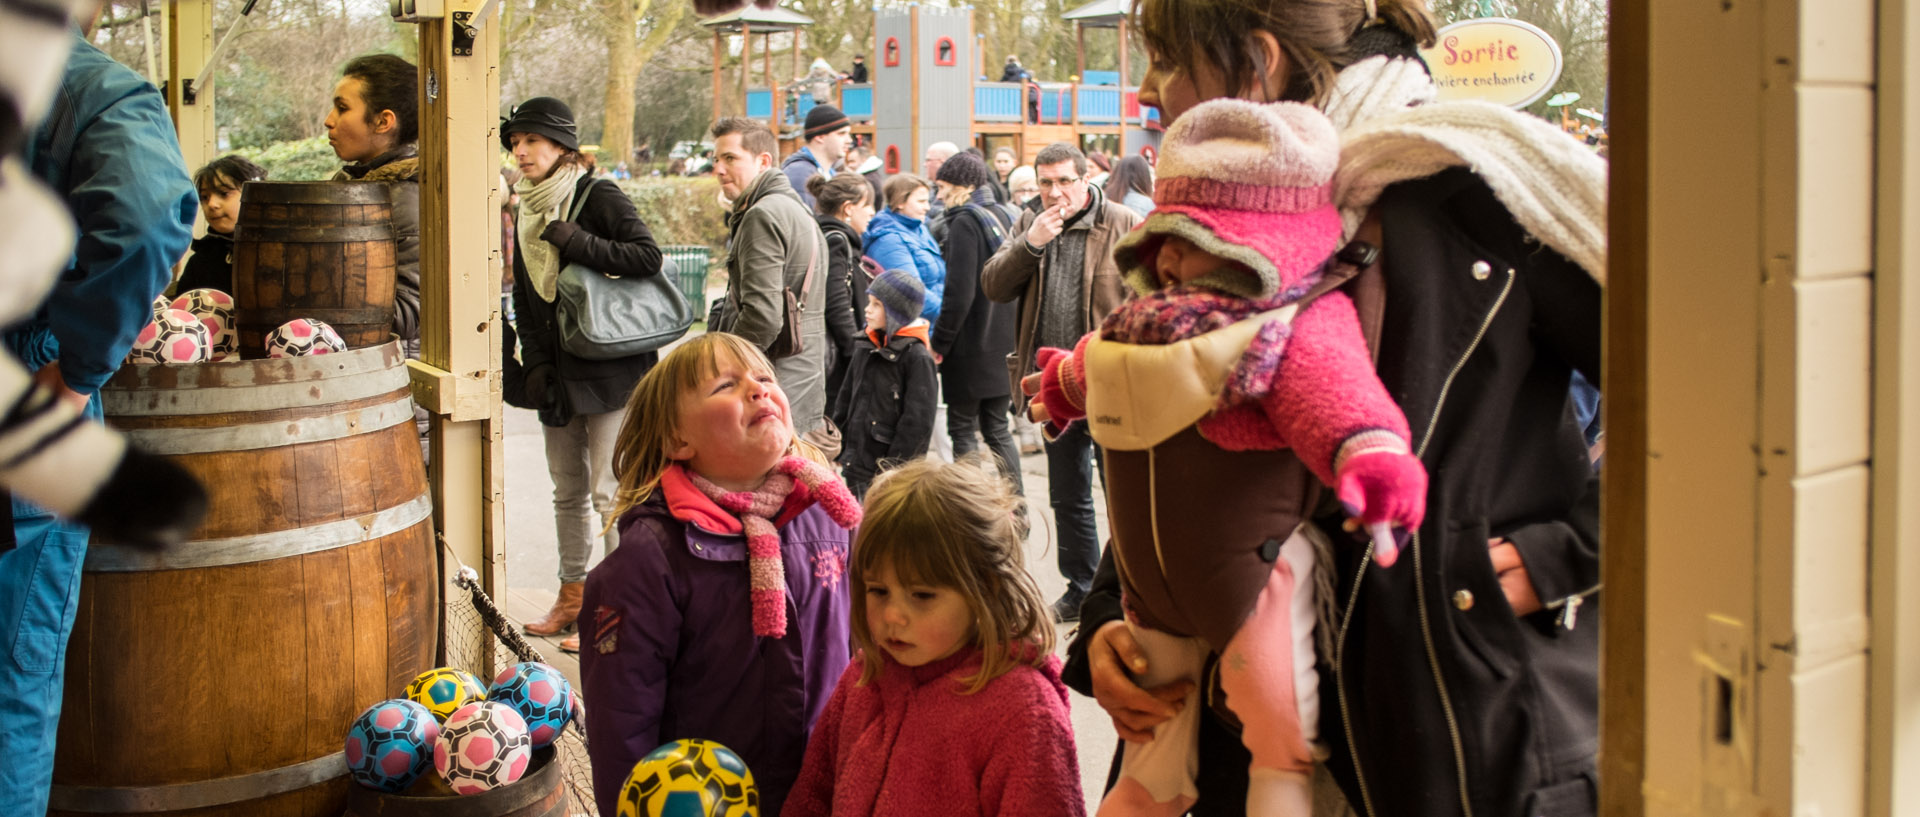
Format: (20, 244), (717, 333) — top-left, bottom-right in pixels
(342, 747), (569, 817)
(49, 341), (435, 817)
(233, 181), (399, 356)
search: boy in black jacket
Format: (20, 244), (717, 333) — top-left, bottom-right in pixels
(833, 268), (938, 498)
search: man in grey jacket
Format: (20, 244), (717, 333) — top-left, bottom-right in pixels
(710, 117), (829, 434)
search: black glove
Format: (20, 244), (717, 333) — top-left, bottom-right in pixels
(540, 220), (582, 253)
(524, 363), (556, 411)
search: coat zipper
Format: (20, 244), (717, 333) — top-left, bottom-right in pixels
(1336, 266), (1514, 817)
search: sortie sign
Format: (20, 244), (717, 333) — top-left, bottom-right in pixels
(1419, 17), (1564, 109)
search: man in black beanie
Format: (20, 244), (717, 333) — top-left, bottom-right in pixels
(781, 103), (851, 208)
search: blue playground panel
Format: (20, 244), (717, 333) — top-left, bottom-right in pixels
(1076, 87), (1122, 124)
(1081, 70), (1120, 86)
(842, 85), (874, 119)
(746, 89), (773, 119)
(1038, 86), (1072, 122)
(973, 84), (1023, 122)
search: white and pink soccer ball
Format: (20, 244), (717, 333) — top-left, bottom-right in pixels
(433, 701), (533, 795)
(265, 319), (347, 358)
(127, 309), (211, 365)
(170, 288), (236, 361)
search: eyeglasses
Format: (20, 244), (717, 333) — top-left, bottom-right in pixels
(1035, 176), (1083, 192)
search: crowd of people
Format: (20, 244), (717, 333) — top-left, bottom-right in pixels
(1, 0), (1607, 815)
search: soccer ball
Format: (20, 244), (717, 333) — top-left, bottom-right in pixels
(433, 701), (533, 795)
(404, 667), (488, 722)
(170, 288), (236, 360)
(344, 699), (440, 792)
(150, 294), (169, 319)
(617, 739), (759, 817)
(265, 319), (347, 358)
(488, 662), (574, 748)
(126, 309), (211, 365)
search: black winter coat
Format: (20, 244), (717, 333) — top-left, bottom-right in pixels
(819, 215), (866, 417)
(931, 193), (1017, 402)
(1065, 168), (1602, 817)
(174, 231), (234, 296)
(511, 175), (664, 426)
(831, 327), (938, 482)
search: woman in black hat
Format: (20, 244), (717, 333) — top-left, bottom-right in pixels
(504, 96), (665, 654)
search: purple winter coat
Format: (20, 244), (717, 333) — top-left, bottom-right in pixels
(579, 486), (854, 817)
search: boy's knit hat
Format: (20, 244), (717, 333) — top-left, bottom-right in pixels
(804, 104), (850, 140)
(868, 269), (925, 332)
(1112, 99), (1345, 299)
(934, 152), (993, 190)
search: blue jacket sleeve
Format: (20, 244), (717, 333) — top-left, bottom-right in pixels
(47, 74), (195, 393)
(580, 516), (684, 817)
(863, 231), (914, 278)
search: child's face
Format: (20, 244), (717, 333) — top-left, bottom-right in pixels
(668, 353), (793, 488)
(199, 183), (242, 234)
(1153, 235), (1237, 287)
(863, 559), (974, 668)
(864, 295), (887, 333)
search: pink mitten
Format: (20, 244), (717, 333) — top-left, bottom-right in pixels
(1335, 448), (1428, 568)
(1033, 345), (1087, 432)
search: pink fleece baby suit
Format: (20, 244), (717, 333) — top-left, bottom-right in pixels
(1032, 100), (1428, 817)
(783, 646), (1085, 817)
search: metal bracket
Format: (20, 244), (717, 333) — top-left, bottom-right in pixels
(451, 10), (477, 57)
(181, 78), (199, 105)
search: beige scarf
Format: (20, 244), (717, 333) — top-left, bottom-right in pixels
(515, 163), (588, 302)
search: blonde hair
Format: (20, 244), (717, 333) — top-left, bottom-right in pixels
(849, 456), (1051, 693)
(606, 333), (828, 524)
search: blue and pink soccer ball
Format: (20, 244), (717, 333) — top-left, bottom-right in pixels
(488, 662), (575, 748)
(344, 699), (440, 792)
(434, 701), (534, 794)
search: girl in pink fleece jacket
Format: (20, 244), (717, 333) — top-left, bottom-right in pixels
(784, 457), (1085, 817)
(1029, 100), (1427, 816)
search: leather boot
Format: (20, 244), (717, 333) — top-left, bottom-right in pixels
(558, 633), (580, 654)
(525, 581), (584, 636)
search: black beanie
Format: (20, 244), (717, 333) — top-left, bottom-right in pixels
(500, 97), (580, 151)
(934, 152), (993, 190)
(804, 104), (850, 140)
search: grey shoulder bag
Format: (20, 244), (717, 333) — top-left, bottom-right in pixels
(554, 180), (694, 360)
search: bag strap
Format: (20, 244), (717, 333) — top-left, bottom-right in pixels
(959, 203), (1010, 251)
(795, 229), (819, 304)
(566, 177), (602, 223)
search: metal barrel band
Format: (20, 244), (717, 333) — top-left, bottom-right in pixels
(117, 394), (416, 455)
(236, 223), (393, 243)
(48, 752), (346, 813)
(102, 363), (407, 416)
(85, 492), (433, 572)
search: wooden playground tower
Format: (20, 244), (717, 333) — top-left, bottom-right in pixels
(702, 0), (1162, 171)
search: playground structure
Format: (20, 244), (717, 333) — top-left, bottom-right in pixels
(703, 0), (1162, 173)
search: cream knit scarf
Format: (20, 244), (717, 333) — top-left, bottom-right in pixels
(1325, 55), (1609, 282)
(515, 163), (588, 302)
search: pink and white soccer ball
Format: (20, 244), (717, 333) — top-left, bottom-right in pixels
(170, 288), (236, 360)
(127, 309), (211, 365)
(265, 319), (347, 358)
(433, 701), (533, 795)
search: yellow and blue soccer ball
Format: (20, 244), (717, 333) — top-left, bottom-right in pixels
(617, 739), (758, 817)
(344, 699), (439, 792)
(488, 662), (574, 748)
(404, 667), (487, 722)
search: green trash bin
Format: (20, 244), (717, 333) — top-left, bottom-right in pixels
(660, 245), (712, 318)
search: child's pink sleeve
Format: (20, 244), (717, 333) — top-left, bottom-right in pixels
(783, 664), (856, 817)
(1260, 290), (1412, 486)
(980, 664), (1086, 817)
(1033, 335), (1093, 432)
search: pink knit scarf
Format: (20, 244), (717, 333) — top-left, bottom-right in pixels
(688, 456), (862, 637)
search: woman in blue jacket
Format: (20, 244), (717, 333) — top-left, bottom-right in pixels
(861, 174), (945, 322)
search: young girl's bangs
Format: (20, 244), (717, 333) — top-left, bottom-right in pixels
(851, 485), (967, 591)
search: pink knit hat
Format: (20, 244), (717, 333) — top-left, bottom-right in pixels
(1113, 99), (1345, 299)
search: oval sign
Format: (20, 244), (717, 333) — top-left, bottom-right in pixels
(1419, 18), (1564, 109)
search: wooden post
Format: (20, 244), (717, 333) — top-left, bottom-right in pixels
(741, 24), (752, 114)
(165, 0), (215, 175)
(413, 0), (506, 673)
(909, 4), (920, 162)
(713, 29), (724, 125)
(1076, 23), (1086, 81)
(1117, 19), (1130, 87)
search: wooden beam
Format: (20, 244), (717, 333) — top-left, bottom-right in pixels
(1117, 19), (1129, 87)
(742, 25), (752, 115)
(1076, 23), (1086, 81)
(165, 0), (214, 175)
(713, 30), (723, 125)
(416, 0), (506, 674)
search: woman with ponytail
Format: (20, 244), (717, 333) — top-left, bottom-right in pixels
(1059, 2), (1604, 815)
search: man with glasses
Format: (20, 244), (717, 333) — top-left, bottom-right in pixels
(982, 141), (1141, 623)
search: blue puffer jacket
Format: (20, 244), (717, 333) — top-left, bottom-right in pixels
(862, 209), (945, 321)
